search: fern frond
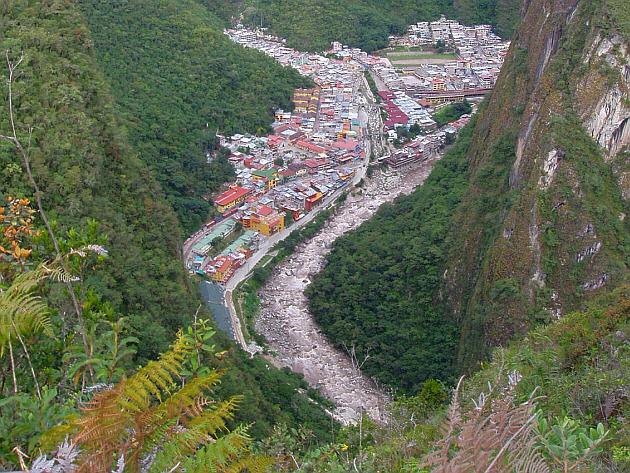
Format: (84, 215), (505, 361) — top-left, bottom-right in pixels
(0, 267), (53, 355)
(179, 425), (254, 473)
(224, 454), (275, 473)
(184, 396), (215, 419)
(161, 370), (225, 420)
(147, 395), (242, 472)
(186, 395), (241, 435)
(71, 333), (195, 472)
(117, 332), (195, 413)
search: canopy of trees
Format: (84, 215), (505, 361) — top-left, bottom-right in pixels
(432, 99), (472, 127)
(79, 0), (312, 232)
(208, 0), (522, 52)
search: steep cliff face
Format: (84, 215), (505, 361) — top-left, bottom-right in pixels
(445, 0), (630, 370)
(305, 0), (629, 392)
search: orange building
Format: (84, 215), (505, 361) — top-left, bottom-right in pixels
(244, 205), (285, 236)
(209, 255), (239, 283)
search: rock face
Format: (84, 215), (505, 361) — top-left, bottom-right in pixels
(442, 0), (630, 370)
(579, 34), (630, 160)
(257, 162), (437, 424)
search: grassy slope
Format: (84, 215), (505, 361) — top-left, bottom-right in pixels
(350, 287), (630, 472)
(459, 287), (630, 471)
(446, 0), (630, 371)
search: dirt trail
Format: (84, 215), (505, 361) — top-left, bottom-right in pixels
(256, 158), (438, 425)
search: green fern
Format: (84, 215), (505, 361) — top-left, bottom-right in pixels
(0, 267), (55, 355)
(66, 330), (271, 473)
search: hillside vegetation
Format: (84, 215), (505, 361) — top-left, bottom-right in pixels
(307, 0), (630, 394)
(0, 3), (335, 466)
(206, 0), (522, 52)
(284, 288), (630, 472)
(79, 0), (311, 232)
(0, 0), (196, 359)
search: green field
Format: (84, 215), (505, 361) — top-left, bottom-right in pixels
(375, 45), (432, 54)
(388, 52), (458, 60)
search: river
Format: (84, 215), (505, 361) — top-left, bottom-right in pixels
(256, 156), (439, 425)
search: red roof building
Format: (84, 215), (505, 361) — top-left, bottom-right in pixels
(296, 140), (327, 155)
(214, 186), (251, 213)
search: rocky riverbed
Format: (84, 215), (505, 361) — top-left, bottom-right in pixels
(256, 157), (439, 425)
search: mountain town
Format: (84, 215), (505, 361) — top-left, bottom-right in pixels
(184, 21), (496, 285)
(1, 0), (628, 471)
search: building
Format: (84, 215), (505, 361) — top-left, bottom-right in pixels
(214, 186), (251, 213)
(305, 192), (324, 211)
(243, 205), (285, 236)
(432, 78), (446, 91)
(208, 255), (239, 283)
(385, 149), (425, 168)
(251, 169), (280, 191)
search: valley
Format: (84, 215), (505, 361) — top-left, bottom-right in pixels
(257, 157), (441, 424)
(185, 25), (469, 420)
(0, 0), (628, 471)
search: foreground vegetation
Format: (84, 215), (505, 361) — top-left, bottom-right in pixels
(6, 237), (626, 472)
(292, 288), (629, 472)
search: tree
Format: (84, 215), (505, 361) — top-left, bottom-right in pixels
(274, 157), (285, 167)
(284, 211), (294, 226)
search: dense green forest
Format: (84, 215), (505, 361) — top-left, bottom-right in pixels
(206, 0), (522, 52)
(0, 0), (196, 360)
(306, 118), (477, 393)
(307, 0), (630, 393)
(0, 2), (334, 467)
(78, 0), (311, 233)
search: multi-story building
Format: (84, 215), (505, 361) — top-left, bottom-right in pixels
(214, 186), (251, 213)
(243, 204), (285, 236)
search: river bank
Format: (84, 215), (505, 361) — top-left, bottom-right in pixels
(256, 157), (439, 424)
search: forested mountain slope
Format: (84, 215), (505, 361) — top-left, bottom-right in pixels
(307, 0), (630, 393)
(205, 0), (522, 52)
(78, 0), (311, 232)
(0, 3), (334, 463)
(0, 0), (195, 360)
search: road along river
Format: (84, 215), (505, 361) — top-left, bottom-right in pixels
(256, 156), (440, 425)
